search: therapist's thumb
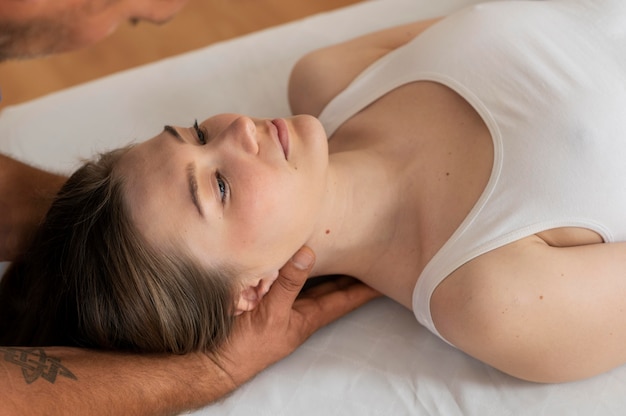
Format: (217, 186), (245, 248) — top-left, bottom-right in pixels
(270, 247), (316, 304)
(290, 246), (316, 272)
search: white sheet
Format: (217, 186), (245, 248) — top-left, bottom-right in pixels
(2, 0), (625, 414)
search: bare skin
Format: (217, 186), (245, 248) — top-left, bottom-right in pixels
(0, 247), (379, 416)
(0, 0), (187, 60)
(0, 0), (190, 259)
(287, 19), (626, 383)
(0, 154), (66, 261)
(0, 0), (383, 414)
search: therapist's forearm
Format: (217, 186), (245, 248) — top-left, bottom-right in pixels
(0, 346), (235, 416)
(0, 153), (66, 261)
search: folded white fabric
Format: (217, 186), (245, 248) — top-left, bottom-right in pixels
(2, 1), (625, 415)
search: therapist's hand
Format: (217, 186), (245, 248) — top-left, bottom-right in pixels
(0, 154), (66, 261)
(213, 246), (380, 387)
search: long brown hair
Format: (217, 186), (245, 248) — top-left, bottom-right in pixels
(0, 147), (236, 354)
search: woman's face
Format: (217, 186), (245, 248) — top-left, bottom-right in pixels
(118, 114), (329, 280)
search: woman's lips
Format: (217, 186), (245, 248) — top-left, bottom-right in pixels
(271, 118), (289, 160)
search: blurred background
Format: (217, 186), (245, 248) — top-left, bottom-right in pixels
(0, 0), (361, 109)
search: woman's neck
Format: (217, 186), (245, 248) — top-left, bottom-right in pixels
(306, 149), (412, 280)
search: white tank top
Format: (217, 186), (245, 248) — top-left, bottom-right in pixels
(317, 0), (626, 342)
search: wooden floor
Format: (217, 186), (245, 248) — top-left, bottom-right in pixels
(0, 0), (361, 109)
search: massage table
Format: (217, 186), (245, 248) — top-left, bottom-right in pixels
(1, 0), (625, 414)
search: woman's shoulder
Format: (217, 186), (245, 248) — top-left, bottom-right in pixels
(287, 19), (441, 118)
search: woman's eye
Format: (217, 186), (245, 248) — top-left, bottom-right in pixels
(194, 119), (207, 145)
(216, 172), (229, 203)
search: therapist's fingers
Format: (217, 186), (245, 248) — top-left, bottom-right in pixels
(215, 247), (378, 386)
(265, 247), (380, 335)
(263, 246), (316, 309)
(213, 247), (316, 384)
(292, 278), (381, 335)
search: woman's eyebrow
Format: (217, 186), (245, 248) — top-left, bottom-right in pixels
(164, 125), (184, 143)
(186, 163), (204, 218)
(162, 126), (203, 217)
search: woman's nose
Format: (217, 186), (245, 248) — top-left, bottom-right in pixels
(228, 116), (259, 154)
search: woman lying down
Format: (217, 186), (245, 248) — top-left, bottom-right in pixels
(2, 0), (626, 383)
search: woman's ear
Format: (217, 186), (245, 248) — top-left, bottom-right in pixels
(234, 270), (279, 315)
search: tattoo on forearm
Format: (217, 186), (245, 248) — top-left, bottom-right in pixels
(0, 347), (77, 384)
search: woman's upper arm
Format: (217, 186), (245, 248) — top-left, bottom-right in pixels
(288, 18), (442, 117)
(433, 238), (626, 382)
